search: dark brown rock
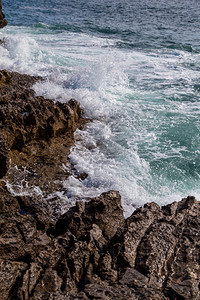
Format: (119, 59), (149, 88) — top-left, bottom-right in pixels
(0, 71), (84, 151)
(55, 190), (124, 240)
(0, 0), (7, 29)
(1, 178), (200, 300)
(0, 136), (7, 178)
(0, 70), (90, 218)
(0, 188), (125, 299)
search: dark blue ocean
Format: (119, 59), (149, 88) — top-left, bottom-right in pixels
(1, 0), (200, 215)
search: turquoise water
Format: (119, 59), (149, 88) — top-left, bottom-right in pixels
(1, 0), (200, 215)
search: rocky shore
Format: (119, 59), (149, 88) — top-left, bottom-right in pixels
(0, 69), (89, 216)
(1, 2), (200, 299)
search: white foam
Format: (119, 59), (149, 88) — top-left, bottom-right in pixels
(0, 32), (41, 74)
(4, 166), (43, 198)
(1, 26), (200, 216)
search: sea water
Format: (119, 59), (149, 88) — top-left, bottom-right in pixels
(1, 0), (200, 216)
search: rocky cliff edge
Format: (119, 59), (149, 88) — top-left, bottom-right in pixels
(1, 3), (200, 300)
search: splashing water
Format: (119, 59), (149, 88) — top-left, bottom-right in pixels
(1, 0), (200, 216)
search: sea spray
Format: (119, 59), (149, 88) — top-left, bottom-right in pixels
(1, 0), (200, 216)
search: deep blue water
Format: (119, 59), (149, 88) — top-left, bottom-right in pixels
(1, 0), (200, 215)
(4, 0), (200, 51)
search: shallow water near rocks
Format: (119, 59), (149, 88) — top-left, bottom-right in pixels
(1, 0), (200, 216)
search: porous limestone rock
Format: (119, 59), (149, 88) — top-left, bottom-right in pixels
(0, 70), (89, 217)
(0, 184), (200, 299)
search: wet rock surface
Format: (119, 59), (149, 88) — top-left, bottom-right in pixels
(0, 69), (89, 216)
(0, 0), (7, 29)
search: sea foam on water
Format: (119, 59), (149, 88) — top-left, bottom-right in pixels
(1, 11), (200, 216)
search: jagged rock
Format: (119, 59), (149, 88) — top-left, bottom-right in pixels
(0, 71), (85, 150)
(0, 70), (11, 85)
(0, 260), (28, 300)
(0, 136), (7, 178)
(1, 184), (200, 299)
(0, 0), (7, 29)
(122, 201), (163, 268)
(0, 70), (90, 216)
(54, 190), (124, 240)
